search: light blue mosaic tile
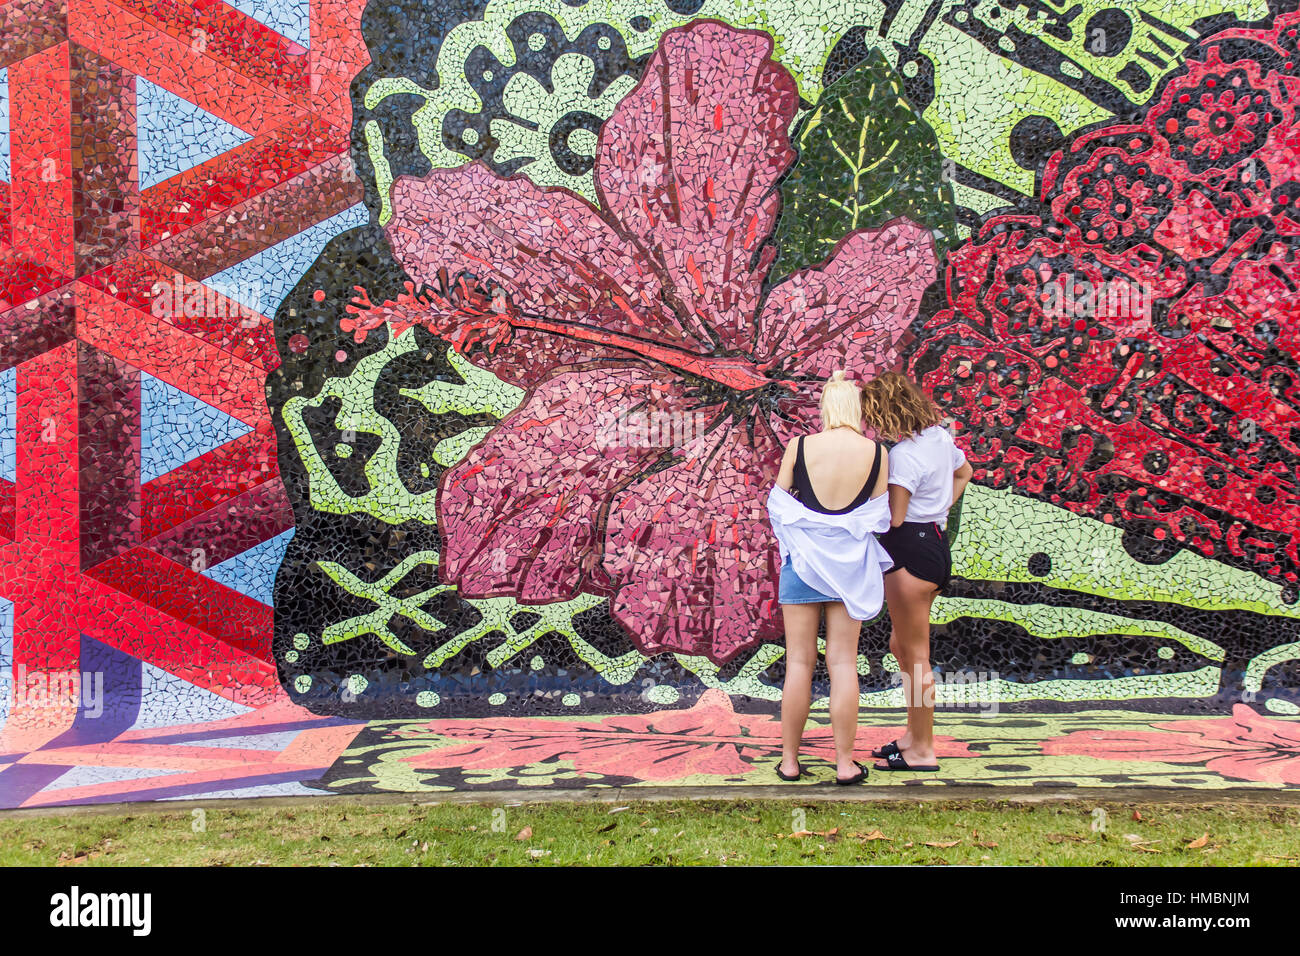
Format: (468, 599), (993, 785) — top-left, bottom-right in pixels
(0, 67), (10, 183)
(38, 765), (177, 793)
(202, 528), (295, 607)
(0, 598), (12, 729)
(186, 730), (302, 751)
(137, 77), (253, 191)
(206, 203), (369, 317)
(140, 373), (253, 484)
(228, 0), (310, 49)
(129, 661), (254, 731)
(0, 366), (14, 482)
(158, 781), (326, 801)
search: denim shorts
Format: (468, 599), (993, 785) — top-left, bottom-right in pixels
(778, 554), (837, 604)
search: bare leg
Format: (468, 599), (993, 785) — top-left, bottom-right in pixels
(780, 602), (822, 777)
(824, 602), (864, 779)
(888, 602), (914, 751)
(880, 568), (938, 768)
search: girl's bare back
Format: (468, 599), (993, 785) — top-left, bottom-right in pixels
(800, 429), (888, 509)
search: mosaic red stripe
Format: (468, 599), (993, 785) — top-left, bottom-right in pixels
(8, 42), (74, 275)
(146, 152), (363, 277)
(140, 427), (277, 540)
(143, 480), (293, 571)
(68, 0), (304, 138)
(0, 0), (67, 70)
(83, 546), (272, 660)
(107, 0), (311, 97)
(141, 115), (348, 246)
(79, 255), (279, 371)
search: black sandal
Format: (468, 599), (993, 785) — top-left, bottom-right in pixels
(775, 761), (805, 781)
(871, 740), (901, 759)
(874, 750), (939, 772)
(835, 761), (868, 785)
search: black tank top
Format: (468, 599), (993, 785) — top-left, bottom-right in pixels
(792, 436), (883, 515)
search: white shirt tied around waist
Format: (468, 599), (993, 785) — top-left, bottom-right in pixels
(766, 484), (895, 622)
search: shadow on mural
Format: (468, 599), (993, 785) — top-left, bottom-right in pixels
(0, 0), (1298, 807)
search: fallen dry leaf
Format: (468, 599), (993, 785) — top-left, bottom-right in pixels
(1131, 809), (1142, 821)
(1186, 833), (1209, 849)
(855, 829), (891, 841)
(515, 826), (532, 841)
(924, 840), (961, 848)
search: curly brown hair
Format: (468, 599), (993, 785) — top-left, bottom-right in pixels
(860, 371), (943, 441)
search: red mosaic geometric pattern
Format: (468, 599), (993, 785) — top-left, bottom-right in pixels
(0, 0), (369, 728)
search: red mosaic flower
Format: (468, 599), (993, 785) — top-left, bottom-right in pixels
(1151, 58), (1284, 176)
(1182, 87), (1266, 163)
(1078, 173), (1168, 243)
(393, 689), (973, 782)
(909, 13), (1300, 585)
(344, 21), (938, 662)
(1042, 705), (1300, 786)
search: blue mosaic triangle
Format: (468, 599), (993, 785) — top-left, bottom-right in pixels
(227, 0), (310, 49)
(136, 77), (254, 190)
(0, 366), (14, 482)
(202, 529), (296, 607)
(140, 373), (253, 484)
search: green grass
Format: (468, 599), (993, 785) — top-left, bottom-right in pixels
(3, 799), (1299, 866)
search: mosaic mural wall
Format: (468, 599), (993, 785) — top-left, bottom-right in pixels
(270, 0), (1300, 720)
(2, 0), (1300, 807)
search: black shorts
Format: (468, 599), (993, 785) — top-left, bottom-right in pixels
(878, 521), (951, 589)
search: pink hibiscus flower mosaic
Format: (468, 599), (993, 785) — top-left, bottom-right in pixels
(1042, 705), (1300, 786)
(343, 20), (938, 662)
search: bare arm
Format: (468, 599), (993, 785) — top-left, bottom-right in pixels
(887, 484), (911, 528)
(775, 441), (797, 491)
(952, 460), (973, 503)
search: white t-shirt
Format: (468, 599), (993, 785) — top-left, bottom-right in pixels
(887, 425), (967, 527)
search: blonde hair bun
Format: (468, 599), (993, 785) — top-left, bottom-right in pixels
(819, 371), (863, 432)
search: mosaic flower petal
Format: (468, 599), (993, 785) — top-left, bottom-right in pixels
(596, 20), (800, 352)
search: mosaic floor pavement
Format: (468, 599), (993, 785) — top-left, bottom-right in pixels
(4, 688), (1298, 808)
